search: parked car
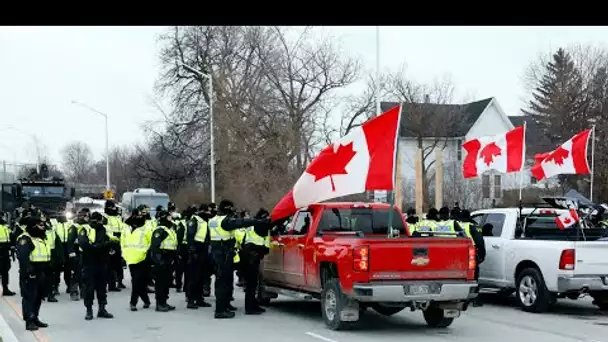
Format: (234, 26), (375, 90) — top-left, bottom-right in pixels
(258, 202), (478, 330)
(472, 204), (608, 313)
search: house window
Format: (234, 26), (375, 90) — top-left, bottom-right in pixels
(494, 175), (502, 198)
(482, 174), (490, 199)
(456, 139), (462, 161)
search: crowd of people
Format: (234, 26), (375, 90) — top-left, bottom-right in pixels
(0, 198), (273, 331)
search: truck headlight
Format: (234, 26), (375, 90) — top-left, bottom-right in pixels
(66, 211), (73, 219)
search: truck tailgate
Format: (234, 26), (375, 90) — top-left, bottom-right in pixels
(367, 237), (473, 281)
(575, 242), (608, 275)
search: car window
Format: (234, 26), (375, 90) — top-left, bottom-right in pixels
(471, 214), (486, 226)
(317, 208), (405, 234)
(484, 213), (505, 237)
(290, 211), (312, 235)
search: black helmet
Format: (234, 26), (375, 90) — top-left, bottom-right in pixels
(168, 202), (176, 212)
(218, 200), (234, 214)
(157, 210), (171, 220)
(105, 200), (116, 208)
(156, 205), (164, 212)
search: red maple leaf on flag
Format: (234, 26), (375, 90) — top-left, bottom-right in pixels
(479, 142), (502, 166)
(306, 142), (357, 192)
(545, 146), (570, 166)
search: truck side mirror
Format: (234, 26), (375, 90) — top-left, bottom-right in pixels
(70, 188), (76, 198)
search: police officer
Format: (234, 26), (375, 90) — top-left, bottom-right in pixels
(174, 207), (188, 294)
(124, 209), (151, 311)
(405, 208), (419, 233)
(435, 207), (465, 236)
(241, 209), (271, 315)
(234, 210), (250, 288)
(53, 213), (72, 294)
(79, 212), (114, 321)
(413, 208), (438, 235)
(150, 211), (178, 312)
(16, 215), (50, 331)
(185, 204), (212, 309)
(104, 200), (126, 291)
(44, 213), (62, 303)
(209, 199), (269, 319)
(460, 209), (486, 307)
(67, 209), (90, 301)
(0, 211), (16, 296)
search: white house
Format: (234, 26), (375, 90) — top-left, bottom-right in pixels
(381, 97), (559, 209)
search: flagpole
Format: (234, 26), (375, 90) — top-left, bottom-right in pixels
(590, 125), (596, 202)
(519, 122), (527, 204)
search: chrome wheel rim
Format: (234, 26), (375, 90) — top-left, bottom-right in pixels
(519, 275), (538, 306)
(324, 290), (337, 321)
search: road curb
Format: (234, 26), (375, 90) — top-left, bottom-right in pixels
(0, 305), (19, 342)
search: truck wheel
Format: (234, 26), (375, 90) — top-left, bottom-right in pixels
(516, 268), (554, 313)
(592, 293), (608, 310)
(321, 279), (358, 331)
(423, 307), (454, 328)
(370, 303), (404, 316)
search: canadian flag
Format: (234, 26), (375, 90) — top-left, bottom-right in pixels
(555, 209), (580, 230)
(271, 105), (402, 221)
(462, 126), (525, 179)
(531, 129), (591, 180)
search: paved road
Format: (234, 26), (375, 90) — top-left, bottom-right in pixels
(1, 265), (607, 342)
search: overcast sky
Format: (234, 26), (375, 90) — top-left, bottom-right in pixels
(1, 26), (608, 167)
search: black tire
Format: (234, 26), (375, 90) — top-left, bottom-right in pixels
(423, 307), (454, 328)
(516, 268), (554, 313)
(370, 303), (405, 316)
(592, 293), (608, 310)
(321, 279), (358, 331)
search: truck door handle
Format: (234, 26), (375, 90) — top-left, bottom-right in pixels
(492, 244), (500, 249)
(297, 243), (304, 248)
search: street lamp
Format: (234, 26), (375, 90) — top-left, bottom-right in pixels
(71, 100), (110, 191)
(180, 63), (215, 203)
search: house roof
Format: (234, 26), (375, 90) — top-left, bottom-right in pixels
(381, 98), (493, 138)
(508, 116), (555, 159)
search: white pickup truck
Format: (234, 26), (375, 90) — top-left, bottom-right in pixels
(471, 207), (608, 313)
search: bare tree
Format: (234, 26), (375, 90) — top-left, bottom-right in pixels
(61, 141), (95, 183)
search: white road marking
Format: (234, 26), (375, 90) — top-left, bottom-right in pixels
(305, 332), (339, 342)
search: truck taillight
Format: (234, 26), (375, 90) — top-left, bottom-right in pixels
(353, 246), (369, 272)
(559, 249), (575, 270)
(468, 245), (476, 270)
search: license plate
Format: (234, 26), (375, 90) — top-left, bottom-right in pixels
(408, 284), (429, 295)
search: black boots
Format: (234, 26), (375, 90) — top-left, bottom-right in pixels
(130, 304), (138, 312)
(85, 307), (94, 321)
(2, 288), (15, 296)
(227, 304), (237, 311)
(197, 299), (211, 308)
(34, 319), (49, 328)
(47, 294), (58, 303)
(25, 321), (38, 331)
(214, 310), (236, 319)
(98, 305), (114, 318)
(155, 303), (175, 312)
(187, 301), (198, 309)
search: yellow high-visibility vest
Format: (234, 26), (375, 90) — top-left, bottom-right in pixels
(243, 227), (265, 247)
(18, 233), (51, 263)
(106, 216), (122, 234)
(414, 220), (437, 233)
(208, 216), (232, 241)
(45, 230), (56, 250)
(54, 222), (70, 243)
(193, 216), (208, 243)
(123, 228), (151, 265)
(158, 226), (178, 251)
(0, 224), (10, 243)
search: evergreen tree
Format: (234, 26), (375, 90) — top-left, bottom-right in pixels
(523, 48), (585, 143)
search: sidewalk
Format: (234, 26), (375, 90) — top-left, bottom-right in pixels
(0, 298), (19, 342)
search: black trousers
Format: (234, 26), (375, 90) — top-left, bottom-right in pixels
(20, 271), (46, 322)
(186, 253), (204, 303)
(68, 254), (81, 294)
(82, 262), (108, 308)
(47, 253), (60, 296)
(129, 262), (150, 306)
(175, 246), (188, 289)
(242, 247), (262, 311)
(108, 247), (123, 289)
(154, 262), (172, 305)
(210, 241), (234, 313)
(0, 253), (11, 291)
(57, 247), (71, 289)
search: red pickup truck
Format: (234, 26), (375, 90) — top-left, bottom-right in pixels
(258, 202), (478, 330)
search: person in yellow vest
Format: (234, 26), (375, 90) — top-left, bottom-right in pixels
(411, 208), (438, 236)
(16, 215), (50, 331)
(43, 212), (62, 303)
(185, 204), (212, 309)
(241, 208), (271, 315)
(78, 212), (114, 321)
(209, 199), (270, 319)
(233, 210), (250, 288)
(173, 207), (188, 294)
(53, 213), (72, 295)
(404, 208), (419, 234)
(124, 208), (152, 311)
(0, 211), (16, 296)
(435, 207), (465, 237)
(150, 211), (178, 312)
(104, 200), (126, 292)
(459, 209), (486, 307)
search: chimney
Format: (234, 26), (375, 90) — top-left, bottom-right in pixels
(424, 94), (430, 103)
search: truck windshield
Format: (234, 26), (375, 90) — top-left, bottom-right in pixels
(22, 186), (65, 197)
(524, 215), (608, 241)
(318, 208), (406, 235)
(134, 195), (169, 210)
